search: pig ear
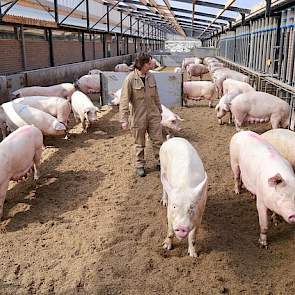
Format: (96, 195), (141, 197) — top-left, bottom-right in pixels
(268, 173), (284, 187)
(161, 173), (173, 195)
(193, 173), (208, 196)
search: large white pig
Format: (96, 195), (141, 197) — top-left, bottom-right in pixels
(261, 128), (295, 169)
(13, 96), (71, 126)
(186, 64), (209, 79)
(160, 137), (208, 257)
(161, 104), (184, 136)
(230, 130), (295, 247)
(115, 63), (129, 72)
(0, 125), (43, 219)
(215, 90), (241, 125)
(203, 57), (218, 65)
(183, 81), (217, 107)
(12, 83), (75, 100)
(71, 90), (99, 132)
(88, 69), (102, 75)
(223, 78), (254, 95)
(0, 102), (66, 137)
(110, 89), (122, 106)
(182, 57), (202, 70)
(75, 74), (100, 94)
(231, 92), (290, 131)
(213, 69), (249, 96)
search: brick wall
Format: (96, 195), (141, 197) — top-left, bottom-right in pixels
(0, 40), (23, 74)
(25, 40), (50, 70)
(95, 42), (104, 59)
(53, 40), (82, 65)
(84, 41), (94, 61)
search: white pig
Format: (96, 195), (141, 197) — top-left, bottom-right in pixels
(222, 78), (254, 95)
(110, 89), (122, 106)
(0, 125), (43, 219)
(161, 105), (184, 137)
(71, 90), (99, 132)
(75, 74), (100, 94)
(160, 137), (208, 257)
(230, 130), (295, 247)
(215, 90), (242, 124)
(88, 69), (102, 75)
(1, 102), (66, 137)
(115, 63), (129, 72)
(261, 128), (295, 169)
(231, 91), (290, 131)
(183, 81), (217, 107)
(12, 83), (75, 100)
(13, 96), (71, 126)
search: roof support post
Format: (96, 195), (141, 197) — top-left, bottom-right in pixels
(107, 5), (110, 32)
(129, 15), (132, 34)
(120, 10), (123, 35)
(265, 0), (271, 17)
(85, 0), (89, 29)
(54, 0), (58, 23)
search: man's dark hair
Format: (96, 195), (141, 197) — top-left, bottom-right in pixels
(134, 52), (152, 70)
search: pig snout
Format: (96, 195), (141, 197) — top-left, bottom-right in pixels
(174, 225), (190, 239)
(288, 214), (295, 223)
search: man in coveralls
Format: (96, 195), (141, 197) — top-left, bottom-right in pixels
(120, 53), (163, 177)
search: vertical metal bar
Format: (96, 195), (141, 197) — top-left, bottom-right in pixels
(48, 29), (54, 66)
(54, 0), (58, 23)
(107, 5), (110, 33)
(126, 36), (129, 54)
(93, 33), (96, 59)
(102, 33), (106, 58)
(85, 0), (89, 29)
(116, 34), (119, 56)
(20, 26), (27, 70)
(278, 10), (287, 80)
(81, 31), (85, 61)
(120, 10), (123, 35)
(129, 15), (132, 35)
(137, 20), (139, 37)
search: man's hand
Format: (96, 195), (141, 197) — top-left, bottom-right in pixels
(121, 122), (129, 130)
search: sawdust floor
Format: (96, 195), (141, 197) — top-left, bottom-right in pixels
(1, 101), (295, 295)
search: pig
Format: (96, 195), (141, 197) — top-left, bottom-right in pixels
(1, 102), (66, 137)
(115, 63), (129, 72)
(222, 78), (254, 95)
(160, 137), (208, 257)
(74, 74), (100, 94)
(13, 96), (71, 127)
(88, 69), (102, 75)
(161, 105), (184, 138)
(231, 91), (290, 131)
(186, 64), (209, 80)
(183, 81), (217, 107)
(0, 125), (43, 219)
(12, 83), (75, 100)
(181, 57), (202, 70)
(174, 67), (182, 74)
(213, 69), (249, 97)
(215, 90), (242, 125)
(230, 130), (295, 247)
(71, 90), (99, 132)
(261, 128), (295, 169)
(208, 62), (224, 71)
(110, 89), (121, 106)
(203, 57), (218, 65)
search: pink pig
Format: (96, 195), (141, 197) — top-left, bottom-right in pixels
(0, 125), (43, 219)
(231, 91), (290, 131)
(230, 130), (295, 247)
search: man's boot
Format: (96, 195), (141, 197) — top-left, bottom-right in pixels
(136, 167), (146, 177)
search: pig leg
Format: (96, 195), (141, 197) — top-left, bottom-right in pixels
(33, 148), (42, 180)
(257, 200), (269, 248)
(161, 187), (168, 207)
(163, 214), (174, 250)
(231, 160), (242, 194)
(188, 227), (197, 257)
(0, 181), (9, 219)
(228, 111), (233, 124)
(0, 123), (7, 138)
(270, 115), (281, 129)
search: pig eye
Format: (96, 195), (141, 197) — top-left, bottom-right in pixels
(171, 120), (176, 124)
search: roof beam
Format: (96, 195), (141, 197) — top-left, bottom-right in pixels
(178, 19), (220, 29)
(174, 14), (225, 26)
(172, 0), (251, 14)
(170, 7), (235, 22)
(199, 0), (237, 38)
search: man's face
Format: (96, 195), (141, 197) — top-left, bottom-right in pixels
(141, 58), (153, 73)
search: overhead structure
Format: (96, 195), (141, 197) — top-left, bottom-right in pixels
(0, 0), (258, 39)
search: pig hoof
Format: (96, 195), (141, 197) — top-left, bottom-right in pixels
(258, 238), (268, 249)
(188, 249), (198, 257)
(234, 188), (240, 195)
(163, 239), (172, 251)
(161, 198), (168, 207)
